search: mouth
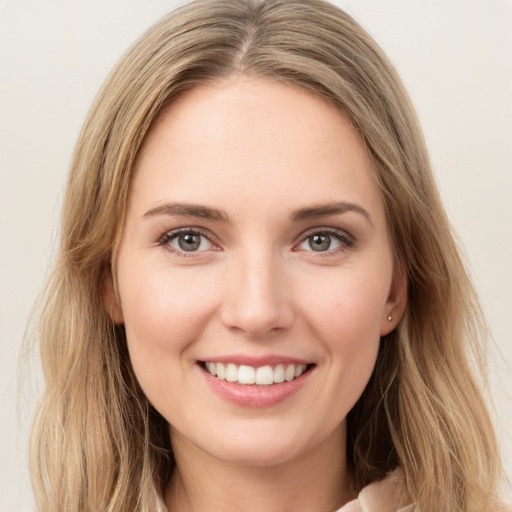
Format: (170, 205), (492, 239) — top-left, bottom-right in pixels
(199, 361), (314, 386)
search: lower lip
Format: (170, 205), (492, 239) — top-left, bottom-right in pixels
(200, 365), (312, 408)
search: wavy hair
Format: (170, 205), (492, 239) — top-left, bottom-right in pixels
(30, 1), (504, 510)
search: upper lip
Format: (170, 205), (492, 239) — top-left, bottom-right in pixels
(198, 354), (313, 367)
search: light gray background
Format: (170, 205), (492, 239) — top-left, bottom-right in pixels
(1, 0), (510, 509)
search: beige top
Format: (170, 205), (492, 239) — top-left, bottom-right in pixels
(335, 470), (413, 512)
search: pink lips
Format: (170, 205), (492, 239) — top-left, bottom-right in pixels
(201, 354), (311, 367)
(198, 355), (313, 408)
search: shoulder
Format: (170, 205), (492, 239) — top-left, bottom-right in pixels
(335, 470), (511, 512)
(336, 469), (413, 512)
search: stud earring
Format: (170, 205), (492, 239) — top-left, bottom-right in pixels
(387, 315), (392, 321)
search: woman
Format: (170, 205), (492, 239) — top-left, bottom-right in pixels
(30, 0), (508, 510)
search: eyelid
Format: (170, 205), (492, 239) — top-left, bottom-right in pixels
(158, 226), (221, 256)
(293, 226), (355, 252)
(157, 225), (354, 256)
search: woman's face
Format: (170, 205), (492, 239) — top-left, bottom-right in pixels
(108, 77), (405, 467)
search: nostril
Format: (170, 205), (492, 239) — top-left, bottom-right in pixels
(220, 297), (295, 337)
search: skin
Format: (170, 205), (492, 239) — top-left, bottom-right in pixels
(106, 77), (406, 512)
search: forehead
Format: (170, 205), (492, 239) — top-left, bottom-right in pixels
(129, 76), (384, 225)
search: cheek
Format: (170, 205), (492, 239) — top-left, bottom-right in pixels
(120, 263), (217, 339)
(300, 266), (390, 342)
(116, 262), (219, 390)
(297, 267), (389, 406)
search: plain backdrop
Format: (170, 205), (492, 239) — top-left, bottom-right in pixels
(1, 0), (511, 509)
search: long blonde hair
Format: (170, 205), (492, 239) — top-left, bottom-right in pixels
(30, 1), (504, 510)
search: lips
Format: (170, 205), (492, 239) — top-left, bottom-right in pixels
(198, 358), (314, 407)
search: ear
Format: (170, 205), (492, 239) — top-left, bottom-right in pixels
(103, 268), (124, 324)
(380, 265), (407, 336)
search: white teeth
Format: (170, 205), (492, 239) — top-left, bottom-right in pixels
(206, 362), (217, 376)
(295, 364), (306, 378)
(204, 362), (309, 385)
(238, 365), (255, 384)
(216, 362), (226, 379)
(285, 364), (295, 382)
(225, 363), (238, 382)
(255, 365), (274, 385)
(274, 364), (285, 383)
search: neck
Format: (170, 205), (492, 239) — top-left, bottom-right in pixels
(164, 425), (356, 512)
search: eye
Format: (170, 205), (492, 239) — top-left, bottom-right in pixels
(295, 229), (354, 253)
(159, 228), (216, 254)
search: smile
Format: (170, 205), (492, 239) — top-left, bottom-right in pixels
(203, 362), (309, 386)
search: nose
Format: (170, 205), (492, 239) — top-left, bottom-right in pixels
(220, 250), (295, 338)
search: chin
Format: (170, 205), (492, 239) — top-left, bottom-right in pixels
(191, 420), (332, 468)
(210, 442), (303, 467)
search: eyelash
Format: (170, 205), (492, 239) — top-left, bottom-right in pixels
(294, 227), (355, 255)
(157, 227), (217, 258)
(157, 226), (355, 257)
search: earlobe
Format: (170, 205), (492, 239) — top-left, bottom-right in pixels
(103, 269), (124, 324)
(380, 265), (407, 336)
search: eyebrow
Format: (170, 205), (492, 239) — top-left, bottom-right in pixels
(143, 202), (229, 222)
(143, 201), (372, 225)
(291, 202), (373, 225)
